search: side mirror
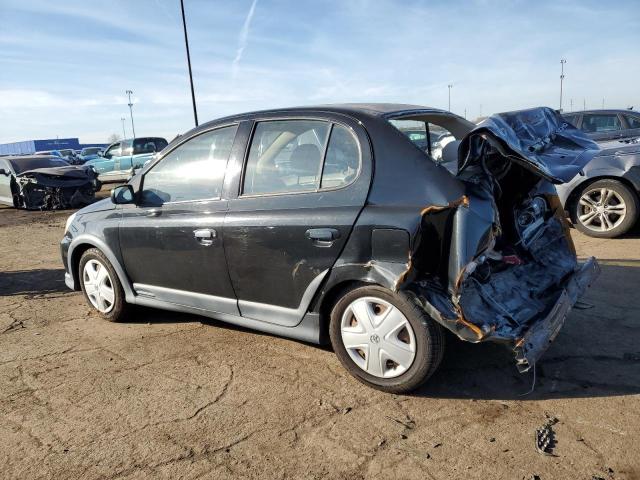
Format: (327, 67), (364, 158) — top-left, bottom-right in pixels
(0, 168), (8, 176)
(111, 184), (135, 204)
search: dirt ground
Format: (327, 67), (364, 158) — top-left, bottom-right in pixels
(1, 195), (639, 480)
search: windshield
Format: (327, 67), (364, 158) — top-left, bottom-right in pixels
(9, 157), (70, 174)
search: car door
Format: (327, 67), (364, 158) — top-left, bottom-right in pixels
(118, 124), (240, 315)
(581, 113), (625, 141)
(0, 159), (14, 205)
(92, 142), (121, 176)
(223, 116), (371, 327)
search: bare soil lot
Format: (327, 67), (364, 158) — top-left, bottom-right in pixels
(1, 200), (639, 480)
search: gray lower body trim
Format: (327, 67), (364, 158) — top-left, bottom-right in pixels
(238, 269), (329, 327)
(133, 283), (240, 316)
(133, 295), (321, 344)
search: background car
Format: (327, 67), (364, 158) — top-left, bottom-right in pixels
(78, 146), (103, 163)
(0, 154), (99, 209)
(563, 109), (640, 142)
(85, 137), (168, 182)
(61, 105), (598, 393)
(556, 138), (640, 238)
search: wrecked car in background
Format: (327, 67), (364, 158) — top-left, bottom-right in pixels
(0, 155), (100, 210)
(61, 104), (599, 393)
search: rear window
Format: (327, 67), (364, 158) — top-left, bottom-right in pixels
(133, 138), (168, 155)
(10, 157), (69, 174)
(388, 119), (452, 160)
(582, 114), (622, 133)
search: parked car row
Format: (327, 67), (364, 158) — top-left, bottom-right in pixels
(61, 104), (600, 393)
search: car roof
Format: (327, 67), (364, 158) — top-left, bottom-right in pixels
(564, 109), (637, 115)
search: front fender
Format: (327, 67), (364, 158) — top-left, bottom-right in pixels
(67, 234), (135, 302)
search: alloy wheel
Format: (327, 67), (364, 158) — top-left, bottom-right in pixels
(82, 259), (115, 313)
(340, 296), (416, 378)
(578, 187), (627, 233)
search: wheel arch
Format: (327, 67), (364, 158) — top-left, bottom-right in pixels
(68, 235), (136, 302)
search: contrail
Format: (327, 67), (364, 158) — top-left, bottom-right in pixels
(232, 0), (258, 78)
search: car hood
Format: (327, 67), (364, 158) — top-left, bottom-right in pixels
(458, 107), (601, 184)
(77, 197), (114, 215)
(17, 165), (94, 179)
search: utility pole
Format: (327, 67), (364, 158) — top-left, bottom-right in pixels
(120, 117), (127, 139)
(479, 104), (482, 117)
(464, 108), (467, 119)
(180, 0), (199, 126)
(447, 84), (452, 112)
(583, 98), (586, 111)
(602, 98), (605, 109)
(570, 99), (573, 112)
(559, 59), (566, 111)
(126, 90), (136, 138)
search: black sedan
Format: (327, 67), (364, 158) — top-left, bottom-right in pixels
(60, 104), (599, 393)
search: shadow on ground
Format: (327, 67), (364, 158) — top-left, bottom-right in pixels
(0, 268), (69, 296)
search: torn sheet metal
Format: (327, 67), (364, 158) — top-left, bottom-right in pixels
(403, 107), (601, 367)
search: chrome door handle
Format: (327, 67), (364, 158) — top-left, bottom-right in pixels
(147, 209), (161, 217)
(194, 228), (217, 246)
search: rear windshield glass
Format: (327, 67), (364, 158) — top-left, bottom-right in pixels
(9, 157), (70, 174)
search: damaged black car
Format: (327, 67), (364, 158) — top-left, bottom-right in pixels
(60, 104), (600, 393)
(0, 155), (101, 210)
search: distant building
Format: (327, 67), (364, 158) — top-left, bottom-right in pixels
(0, 138), (107, 155)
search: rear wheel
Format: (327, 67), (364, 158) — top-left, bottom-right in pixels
(572, 179), (638, 238)
(329, 285), (445, 393)
(79, 248), (129, 322)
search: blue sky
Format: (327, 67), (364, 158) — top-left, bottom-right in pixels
(1, 0), (639, 143)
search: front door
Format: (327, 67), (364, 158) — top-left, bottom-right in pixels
(119, 124), (240, 315)
(224, 117), (371, 326)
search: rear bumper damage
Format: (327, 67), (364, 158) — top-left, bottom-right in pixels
(513, 256), (599, 372)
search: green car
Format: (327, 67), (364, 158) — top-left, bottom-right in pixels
(86, 137), (168, 182)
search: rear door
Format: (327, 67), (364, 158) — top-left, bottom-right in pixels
(223, 115), (371, 327)
(118, 124), (240, 314)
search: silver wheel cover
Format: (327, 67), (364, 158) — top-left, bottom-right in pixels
(578, 187), (627, 232)
(340, 296), (417, 379)
(82, 259), (115, 313)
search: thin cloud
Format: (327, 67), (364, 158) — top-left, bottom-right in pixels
(231, 0), (258, 78)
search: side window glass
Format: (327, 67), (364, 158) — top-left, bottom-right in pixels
(133, 138), (167, 155)
(120, 140), (133, 156)
(624, 115), (640, 129)
(104, 143), (121, 159)
(321, 124), (360, 189)
(582, 114), (622, 133)
(243, 120), (329, 195)
(141, 125), (237, 205)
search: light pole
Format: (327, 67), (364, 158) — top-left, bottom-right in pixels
(559, 59), (566, 111)
(180, 0), (199, 126)
(126, 90), (136, 139)
(570, 99), (573, 112)
(447, 84), (452, 112)
(120, 117), (127, 139)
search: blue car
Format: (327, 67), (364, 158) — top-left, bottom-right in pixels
(77, 147), (104, 163)
(86, 137), (168, 182)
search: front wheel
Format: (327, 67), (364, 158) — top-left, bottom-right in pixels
(329, 285), (445, 393)
(572, 179), (639, 238)
(79, 248), (129, 322)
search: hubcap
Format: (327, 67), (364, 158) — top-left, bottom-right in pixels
(578, 187), (626, 232)
(82, 259), (115, 313)
(340, 296), (416, 378)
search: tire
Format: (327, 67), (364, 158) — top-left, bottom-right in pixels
(329, 285), (445, 393)
(79, 248), (130, 322)
(572, 179), (639, 238)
